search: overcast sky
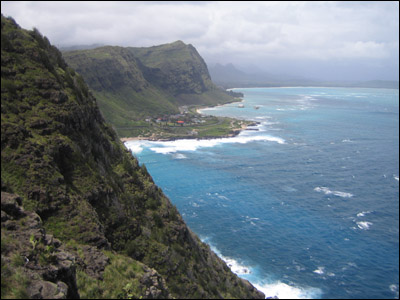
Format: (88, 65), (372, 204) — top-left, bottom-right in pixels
(2, 1), (399, 81)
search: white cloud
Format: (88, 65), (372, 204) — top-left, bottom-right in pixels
(1, 1), (398, 80)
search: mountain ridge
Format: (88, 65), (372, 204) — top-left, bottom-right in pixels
(1, 15), (265, 299)
(62, 41), (236, 138)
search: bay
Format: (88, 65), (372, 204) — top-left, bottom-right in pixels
(125, 87), (399, 299)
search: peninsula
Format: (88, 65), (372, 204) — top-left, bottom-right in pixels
(62, 40), (253, 141)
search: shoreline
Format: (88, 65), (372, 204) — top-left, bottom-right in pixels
(120, 122), (257, 143)
(120, 97), (257, 143)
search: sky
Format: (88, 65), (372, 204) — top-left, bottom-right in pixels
(1, 1), (399, 81)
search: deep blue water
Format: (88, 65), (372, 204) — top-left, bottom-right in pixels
(125, 87), (399, 299)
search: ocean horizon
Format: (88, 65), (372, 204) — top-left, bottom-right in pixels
(125, 87), (399, 299)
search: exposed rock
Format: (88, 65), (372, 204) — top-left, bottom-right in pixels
(79, 245), (110, 280)
(1, 192), (79, 299)
(27, 280), (69, 299)
(140, 268), (171, 299)
(2, 15), (265, 299)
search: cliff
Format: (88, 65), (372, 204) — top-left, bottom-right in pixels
(1, 15), (264, 299)
(62, 41), (235, 137)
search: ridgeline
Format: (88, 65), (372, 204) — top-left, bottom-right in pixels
(62, 41), (243, 139)
(1, 15), (264, 299)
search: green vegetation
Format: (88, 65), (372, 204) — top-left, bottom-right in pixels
(76, 251), (147, 299)
(1, 15), (264, 299)
(63, 41), (238, 138)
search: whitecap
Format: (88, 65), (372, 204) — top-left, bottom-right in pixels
(313, 267), (325, 275)
(389, 284), (399, 298)
(314, 187), (353, 198)
(356, 211), (371, 217)
(394, 175), (399, 182)
(389, 284), (398, 293)
(356, 221), (373, 230)
(282, 186), (297, 192)
(217, 195), (230, 201)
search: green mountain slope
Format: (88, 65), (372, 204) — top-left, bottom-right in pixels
(1, 15), (264, 299)
(63, 41), (235, 137)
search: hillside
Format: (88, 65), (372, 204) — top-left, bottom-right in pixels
(63, 41), (236, 138)
(1, 15), (264, 299)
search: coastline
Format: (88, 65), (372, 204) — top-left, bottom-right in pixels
(120, 97), (257, 143)
(120, 121), (256, 142)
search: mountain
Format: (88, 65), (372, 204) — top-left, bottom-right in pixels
(1, 15), (264, 299)
(208, 63), (313, 88)
(209, 63), (399, 89)
(209, 63), (249, 85)
(62, 42), (235, 137)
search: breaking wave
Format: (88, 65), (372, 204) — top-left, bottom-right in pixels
(314, 187), (353, 198)
(125, 134), (285, 155)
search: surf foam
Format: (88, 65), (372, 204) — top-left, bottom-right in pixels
(125, 134), (286, 155)
(356, 221), (373, 230)
(254, 281), (322, 299)
(314, 187), (353, 198)
(202, 237), (322, 299)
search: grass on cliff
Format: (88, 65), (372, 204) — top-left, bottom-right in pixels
(76, 251), (145, 299)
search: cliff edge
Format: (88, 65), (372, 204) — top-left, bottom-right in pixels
(1, 15), (264, 299)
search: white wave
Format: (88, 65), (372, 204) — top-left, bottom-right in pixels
(342, 139), (353, 143)
(394, 175), (399, 182)
(144, 134), (285, 154)
(314, 187), (353, 198)
(313, 267), (325, 275)
(282, 186), (298, 192)
(223, 256), (252, 275)
(389, 284), (398, 293)
(357, 221), (373, 230)
(201, 237), (322, 299)
(389, 284), (399, 298)
(124, 141), (146, 153)
(356, 211), (371, 217)
(173, 153), (187, 159)
(207, 245), (252, 275)
(254, 281), (322, 299)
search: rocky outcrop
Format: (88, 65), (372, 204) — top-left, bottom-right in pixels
(1, 192), (79, 299)
(1, 15), (265, 299)
(131, 40), (214, 95)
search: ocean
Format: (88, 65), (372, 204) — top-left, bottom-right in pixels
(124, 87), (399, 299)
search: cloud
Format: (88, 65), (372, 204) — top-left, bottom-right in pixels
(1, 1), (398, 81)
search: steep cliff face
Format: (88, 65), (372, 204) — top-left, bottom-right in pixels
(63, 41), (234, 137)
(1, 15), (264, 299)
(130, 40), (214, 95)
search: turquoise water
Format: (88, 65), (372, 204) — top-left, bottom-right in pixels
(125, 87), (399, 299)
